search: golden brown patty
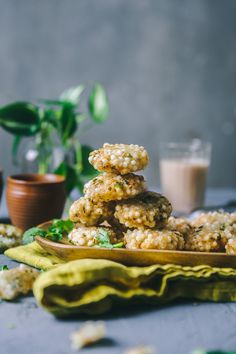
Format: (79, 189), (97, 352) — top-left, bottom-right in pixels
(225, 238), (236, 255)
(124, 228), (184, 250)
(190, 211), (236, 249)
(0, 264), (38, 300)
(68, 226), (119, 247)
(88, 143), (149, 174)
(69, 197), (114, 226)
(166, 216), (192, 239)
(114, 192), (172, 229)
(0, 224), (23, 251)
(184, 226), (224, 252)
(83, 173), (146, 202)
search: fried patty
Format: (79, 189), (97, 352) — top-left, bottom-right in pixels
(84, 173), (146, 202)
(88, 143), (149, 175)
(69, 197), (114, 226)
(166, 216), (193, 239)
(0, 224), (23, 251)
(114, 192), (172, 229)
(225, 238), (236, 255)
(68, 226), (119, 247)
(124, 228), (184, 250)
(189, 211), (236, 250)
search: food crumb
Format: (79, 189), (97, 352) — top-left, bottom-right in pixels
(70, 321), (106, 350)
(0, 264), (38, 300)
(124, 345), (156, 354)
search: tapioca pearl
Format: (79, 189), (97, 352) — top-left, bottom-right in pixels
(78, 238), (85, 246)
(87, 233), (93, 240)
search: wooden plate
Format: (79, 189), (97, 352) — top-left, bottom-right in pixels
(35, 221), (236, 267)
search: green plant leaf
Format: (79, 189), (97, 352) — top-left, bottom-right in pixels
(12, 135), (22, 165)
(40, 99), (66, 106)
(60, 85), (85, 105)
(76, 175), (85, 194)
(60, 104), (77, 144)
(74, 141), (83, 173)
(40, 108), (59, 129)
(88, 83), (109, 123)
(0, 102), (40, 136)
(81, 144), (99, 178)
(76, 113), (87, 124)
(54, 162), (78, 194)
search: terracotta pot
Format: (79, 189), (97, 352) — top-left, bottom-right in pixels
(6, 174), (66, 231)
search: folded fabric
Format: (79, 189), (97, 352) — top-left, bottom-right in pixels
(5, 242), (236, 316)
(5, 242), (65, 270)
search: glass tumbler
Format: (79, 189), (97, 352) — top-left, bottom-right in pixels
(159, 139), (211, 213)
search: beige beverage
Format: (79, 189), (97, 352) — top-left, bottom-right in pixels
(160, 158), (209, 213)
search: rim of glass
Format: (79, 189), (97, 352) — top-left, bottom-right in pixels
(159, 139), (211, 158)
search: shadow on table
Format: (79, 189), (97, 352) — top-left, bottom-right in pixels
(58, 299), (205, 322)
(0, 217), (11, 224)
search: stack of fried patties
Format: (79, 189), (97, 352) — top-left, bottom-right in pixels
(68, 143), (184, 250)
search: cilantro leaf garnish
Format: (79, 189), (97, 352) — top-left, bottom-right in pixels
(114, 182), (123, 190)
(95, 228), (124, 249)
(23, 219), (74, 244)
(23, 227), (47, 244)
(0, 265), (8, 271)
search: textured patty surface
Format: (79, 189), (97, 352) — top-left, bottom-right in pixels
(68, 226), (119, 247)
(225, 238), (236, 255)
(69, 197), (114, 226)
(166, 216), (193, 239)
(0, 224), (23, 251)
(88, 143), (149, 174)
(0, 264), (38, 300)
(124, 228), (184, 250)
(114, 192), (172, 229)
(189, 211), (236, 250)
(84, 173), (146, 202)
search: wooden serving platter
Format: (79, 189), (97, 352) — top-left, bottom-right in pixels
(35, 222), (236, 267)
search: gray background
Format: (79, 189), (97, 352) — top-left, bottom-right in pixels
(0, 0), (236, 187)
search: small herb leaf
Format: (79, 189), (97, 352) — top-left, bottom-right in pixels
(0, 265), (8, 271)
(95, 228), (124, 249)
(23, 220), (74, 244)
(23, 227), (47, 244)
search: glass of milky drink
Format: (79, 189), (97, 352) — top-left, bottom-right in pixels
(159, 140), (211, 213)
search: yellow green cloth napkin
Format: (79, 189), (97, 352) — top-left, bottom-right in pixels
(5, 242), (65, 270)
(5, 242), (236, 316)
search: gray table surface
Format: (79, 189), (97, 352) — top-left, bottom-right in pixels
(1, 188), (236, 354)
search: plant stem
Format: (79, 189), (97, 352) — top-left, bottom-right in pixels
(38, 161), (48, 174)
